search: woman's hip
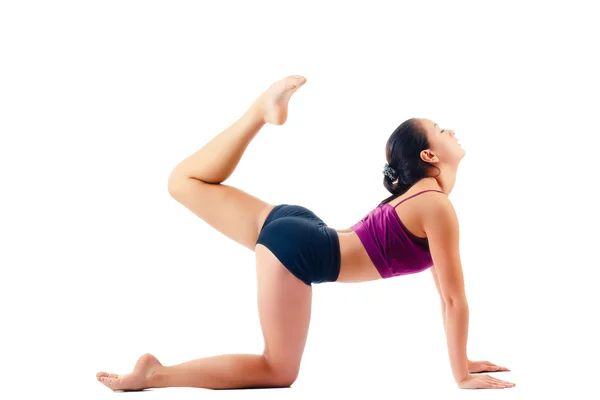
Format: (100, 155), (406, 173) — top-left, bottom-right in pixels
(255, 205), (340, 286)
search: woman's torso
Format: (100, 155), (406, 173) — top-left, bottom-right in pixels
(335, 181), (445, 283)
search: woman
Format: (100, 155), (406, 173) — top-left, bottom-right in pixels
(96, 75), (515, 391)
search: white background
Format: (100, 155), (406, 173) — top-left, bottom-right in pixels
(1, 0), (598, 398)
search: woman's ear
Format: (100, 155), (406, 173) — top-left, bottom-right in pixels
(420, 149), (438, 164)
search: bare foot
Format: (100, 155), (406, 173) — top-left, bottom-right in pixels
(252, 75), (307, 125)
(96, 353), (162, 391)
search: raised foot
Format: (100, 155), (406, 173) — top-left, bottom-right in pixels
(252, 75), (307, 125)
(96, 353), (163, 391)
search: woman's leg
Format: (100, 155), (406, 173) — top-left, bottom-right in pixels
(166, 75), (307, 251)
(96, 75), (311, 390)
(97, 244), (312, 390)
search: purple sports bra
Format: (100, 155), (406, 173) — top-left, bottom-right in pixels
(350, 189), (445, 279)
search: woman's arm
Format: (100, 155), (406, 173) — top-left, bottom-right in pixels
(423, 198), (469, 385)
(430, 266), (447, 335)
(432, 265), (478, 369)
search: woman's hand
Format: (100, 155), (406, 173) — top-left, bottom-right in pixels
(458, 373), (516, 389)
(468, 359), (510, 374)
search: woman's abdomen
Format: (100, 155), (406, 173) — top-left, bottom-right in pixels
(336, 231), (383, 283)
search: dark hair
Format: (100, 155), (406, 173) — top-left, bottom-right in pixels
(378, 118), (441, 206)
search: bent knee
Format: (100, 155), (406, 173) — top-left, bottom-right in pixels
(271, 370), (299, 387)
(265, 359), (300, 387)
(167, 173), (193, 198)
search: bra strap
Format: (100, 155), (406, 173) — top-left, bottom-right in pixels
(394, 190), (445, 208)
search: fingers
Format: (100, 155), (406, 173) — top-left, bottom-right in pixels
(472, 361), (504, 370)
(485, 362), (510, 372)
(486, 365), (510, 371)
(485, 374), (515, 388)
(491, 376), (513, 384)
(488, 382), (515, 388)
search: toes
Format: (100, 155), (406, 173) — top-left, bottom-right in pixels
(99, 376), (122, 390)
(96, 372), (119, 379)
(99, 377), (111, 388)
(293, 75), (306, 85)
(286, 75), (306, 90)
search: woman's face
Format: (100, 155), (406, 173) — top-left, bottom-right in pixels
(418, 118), (465, 164)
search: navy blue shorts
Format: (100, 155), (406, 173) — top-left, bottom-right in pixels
(256, 204), (341, 286)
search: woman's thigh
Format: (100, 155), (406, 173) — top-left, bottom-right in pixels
(255, 243), (312, 385)
(168, 177), (276, 251)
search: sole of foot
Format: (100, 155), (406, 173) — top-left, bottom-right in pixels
(252, 75), (307, 125)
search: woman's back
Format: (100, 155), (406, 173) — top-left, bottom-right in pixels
(383, 181), (447, 239)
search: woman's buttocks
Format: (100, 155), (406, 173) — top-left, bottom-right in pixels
(336, 231), (383, 283)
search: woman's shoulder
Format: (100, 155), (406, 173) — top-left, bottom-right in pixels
(383, 182), (451, 239)
(385, 182), (448, 208)
(418, 189), (458, 233)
